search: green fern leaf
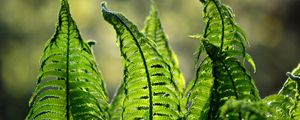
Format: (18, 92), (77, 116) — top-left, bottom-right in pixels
(262, 95), (295, 118)
(203, 41), (260, 119)
(109, 73), (127, 120)
(185, 0), (260, 119)
(142, 0), (186, 94)
(280, 66), (300, 98)
(102, 2), (181, 119)
(183, 40), (214, 119)
(26, 0), (109, 119)
(220, 98), (284, 120)
(263, 64), (300, 118)
(109, 2), (186, 119)
(201, 0), (255, 69)
(184, 54), (214, 119)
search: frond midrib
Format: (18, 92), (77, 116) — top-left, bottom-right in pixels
(65, 13), (71, 120)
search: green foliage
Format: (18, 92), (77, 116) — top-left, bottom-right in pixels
(220, 98), (283, 120)
(102, 2), (182, 119)
(263, 64), (300, 119)
(26, 0), (300, 119)
(185, 0), (260, 119)
(142, 1), (186, 94)
(184, 56), (214, 119)
(106, 1), (185, 119)
(26, 0), (109, 119)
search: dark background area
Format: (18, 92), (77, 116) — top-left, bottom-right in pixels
(0, 0), (299, 119)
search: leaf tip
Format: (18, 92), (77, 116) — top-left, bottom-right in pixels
(287, 72), (300, 81)
(101, 1), (108, 11)
(150, 0), (158, 9)
(61, 0), (69, 8)
(87, 40), (97, 47)
(245, 53), (256, 73)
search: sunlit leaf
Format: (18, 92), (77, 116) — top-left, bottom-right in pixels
(26, 0), (109, 119)
(102, 2), (182, 119)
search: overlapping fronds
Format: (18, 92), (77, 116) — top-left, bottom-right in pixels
(201, 0), (256, 71)
(142, 1), (186, 94)
(203, 42), (260, 119)
(26, 0), (300, 119)
(185, 0), (260, 119)
(220, 99), (283, 120)
(26, 0), (109, 119)
(263, 64), (300, 118)
(102, 2), (181, 119)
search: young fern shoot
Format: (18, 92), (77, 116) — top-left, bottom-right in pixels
(26, 0), (109, 119)
(108, 1), (186, 119)
(101, 2), (182, 119)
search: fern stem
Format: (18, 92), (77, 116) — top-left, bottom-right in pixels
(64, 0), (71, 118)
(65, 15), (70, 120)
(121, 69), (128, 119)
(203, 16), (210, 38)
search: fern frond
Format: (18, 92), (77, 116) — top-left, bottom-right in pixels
(202, 0), (255, 71)
(279, 65), (300, 98)
(184, 55), (214, 119)
(201, 41), (260, 119)
(109, 69), (128, 120)
(102, 2), (181, 119)
(185, 0), (260, 119)
(26, 0), (109, 119)
(220, 99), (284, 120)
(262, 95), (295, 118)
(109, 83), (126, 120)
(109, 2), (185, 119)
(263, 64), (300, 118)
(142, 0), (186, 94)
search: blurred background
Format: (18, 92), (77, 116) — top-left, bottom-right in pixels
(0, 0), (299, 119)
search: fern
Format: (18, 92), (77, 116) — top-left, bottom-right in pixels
(263, 64), (300, 118)
(262, 95), (295, 118)
(102, 2), (181, 119)
(109, 82), (126, 120)
(26, 0), (109, 119)
(142, 1), (186, 94)
(201, 0), (256, 71)
(185, 0), (260, 119)
(26, 0), (300, 120)
(184, 55), (214, 119)
(109, 1), (186, 119)
(203, 42), (260, 119)
(219, 98), (283, 120)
